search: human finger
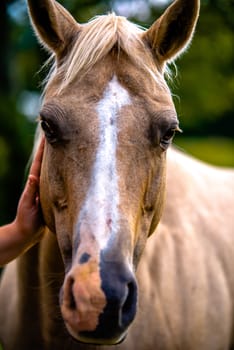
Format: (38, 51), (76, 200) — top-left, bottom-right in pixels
(29, 137), (45, 179)
(20, 175), (40, 208)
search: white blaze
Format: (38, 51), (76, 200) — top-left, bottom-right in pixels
(79, 76), (131, 249)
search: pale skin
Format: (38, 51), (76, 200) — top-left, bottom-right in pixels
(0, 138), (45, 266)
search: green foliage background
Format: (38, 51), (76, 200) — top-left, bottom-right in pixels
(0, 0), (233, 225)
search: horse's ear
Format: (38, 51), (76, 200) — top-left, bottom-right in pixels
(27, 0), (80, 55)
(143, 0), (200, 63)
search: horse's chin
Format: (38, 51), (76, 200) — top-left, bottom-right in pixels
(66, 323), (127, 346)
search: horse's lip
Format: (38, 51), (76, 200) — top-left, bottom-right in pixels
(71, 335), (126, 346)
(65, 321), (127, 346)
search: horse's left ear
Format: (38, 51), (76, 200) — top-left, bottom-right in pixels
(143, 0), (200, 64)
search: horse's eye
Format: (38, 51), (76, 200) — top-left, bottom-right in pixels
(40, 119), (58, 144)
(160, 125), (182, 150)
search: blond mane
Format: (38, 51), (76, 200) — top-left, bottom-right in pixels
(44, 13), (169, 93)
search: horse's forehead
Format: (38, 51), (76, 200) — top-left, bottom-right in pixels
(46, 50), (168, 101)
(97, 75), (131, 113)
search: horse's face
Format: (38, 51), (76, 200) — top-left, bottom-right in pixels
(40, 53), (174, 343)
(29, 0), (199, 345)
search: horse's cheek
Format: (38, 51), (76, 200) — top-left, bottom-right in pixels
(40, 174), (56, 232)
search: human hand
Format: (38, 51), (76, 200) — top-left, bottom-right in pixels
(14, 137), (45, 245)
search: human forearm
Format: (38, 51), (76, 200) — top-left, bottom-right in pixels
(0, 221), (30, 266)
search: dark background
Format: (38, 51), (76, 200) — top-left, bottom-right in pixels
(0, 0), (233, 225)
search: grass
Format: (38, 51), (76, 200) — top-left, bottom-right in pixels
(174, 136), (234, 167)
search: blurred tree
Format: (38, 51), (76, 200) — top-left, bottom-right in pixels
(0, 0), (35, 224)
(0, 0), (10, 94)
(172, 0), (234, 136)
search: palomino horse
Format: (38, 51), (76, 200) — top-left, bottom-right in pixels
(1, 0), (234, 349)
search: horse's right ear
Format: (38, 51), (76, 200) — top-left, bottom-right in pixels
(27, 0), (80, 55)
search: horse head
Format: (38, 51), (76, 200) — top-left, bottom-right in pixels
(28, 0), (199, 345)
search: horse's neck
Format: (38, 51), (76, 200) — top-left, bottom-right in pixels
(159, 146), (234, 238)
(162, 148), (234, 227)
(38, 230), (69, 347)
(161, 147), (199, 228)
(14, 232), (59, 348)
(16, 244), (44, 349)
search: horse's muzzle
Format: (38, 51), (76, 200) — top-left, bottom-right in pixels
(60, 253), (138, 345)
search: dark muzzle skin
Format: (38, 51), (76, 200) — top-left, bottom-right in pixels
(60, 248), (138, 345)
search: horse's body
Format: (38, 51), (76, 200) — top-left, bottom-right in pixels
(1, 0), (234, 349)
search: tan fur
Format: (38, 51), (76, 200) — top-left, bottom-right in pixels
(1, 1), (234, 349)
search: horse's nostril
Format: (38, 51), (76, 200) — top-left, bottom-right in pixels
(122, 282), (135, 314)
(67, 276), (76, 310)
(121, 280), (137, 327)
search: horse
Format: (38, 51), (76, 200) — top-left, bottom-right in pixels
(1, 0), (234, 349)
